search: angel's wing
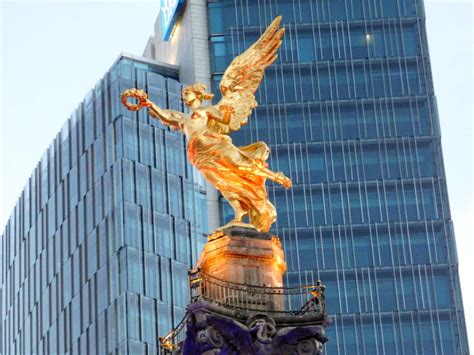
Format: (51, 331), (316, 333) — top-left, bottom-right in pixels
(211, 16), (285, 134)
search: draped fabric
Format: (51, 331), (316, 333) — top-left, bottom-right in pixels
(187, 132), (276, 231)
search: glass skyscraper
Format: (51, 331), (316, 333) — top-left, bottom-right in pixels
(206, 0), (468, 353)
(0, 54), (208, 354)
(1, 0), (469, 354)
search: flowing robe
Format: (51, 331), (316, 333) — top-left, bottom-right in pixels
(187, 130), (276, 232)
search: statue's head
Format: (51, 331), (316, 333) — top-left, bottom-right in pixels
(183, 83), (214, 108)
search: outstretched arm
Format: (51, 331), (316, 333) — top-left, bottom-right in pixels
(238, 164), (292, 189)
(147, 103), (185, 131)
(121, 89), (185, 131)
(228, 151), (291, 189)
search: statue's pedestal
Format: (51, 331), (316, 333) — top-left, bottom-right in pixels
(196, 226), (286, 311)
(198, 226), (286, 287)
(159, 226), (330, 354)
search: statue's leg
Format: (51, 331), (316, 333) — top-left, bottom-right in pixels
(250, 201), (277, 233)
(227, 198), (248, 222)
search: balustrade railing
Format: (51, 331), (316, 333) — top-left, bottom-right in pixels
(189, 269), (326, 315)
(159, 270), (326, 353)
(159, 315), (187, 353)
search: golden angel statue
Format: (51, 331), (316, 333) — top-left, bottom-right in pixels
(121, 16), (291, 232)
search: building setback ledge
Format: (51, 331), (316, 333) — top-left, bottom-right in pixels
(117, 52), (180, 78)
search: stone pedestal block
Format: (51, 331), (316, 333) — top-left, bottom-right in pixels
(197, 226), (286, 288)
(194, 226), (287, 312)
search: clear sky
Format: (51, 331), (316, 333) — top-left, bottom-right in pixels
(1, 0), (473, 346)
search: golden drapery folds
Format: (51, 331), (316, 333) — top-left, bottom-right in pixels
(121, 16), (291, 232)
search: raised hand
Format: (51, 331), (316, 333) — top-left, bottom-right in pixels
(121, 88), (152, 111)
(219, 104), (235, 115)
(275, 172), (292, 189)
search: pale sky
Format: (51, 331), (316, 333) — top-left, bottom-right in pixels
(1, 0), (473, 347)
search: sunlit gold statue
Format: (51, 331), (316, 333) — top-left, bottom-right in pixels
(121, 16), (291, 232)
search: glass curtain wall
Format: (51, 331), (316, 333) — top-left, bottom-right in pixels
(208, 0), (468, 353)
(0, 55), (208, 355)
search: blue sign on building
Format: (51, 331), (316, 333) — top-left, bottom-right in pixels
(161, 0), (185, 41)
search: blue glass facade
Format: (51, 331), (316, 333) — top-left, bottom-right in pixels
(0, 55), (208, 354)
(208, 0), (468, 353)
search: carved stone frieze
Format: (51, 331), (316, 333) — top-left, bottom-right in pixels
(176, 301), (329, 355)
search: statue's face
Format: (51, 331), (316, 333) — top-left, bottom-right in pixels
(184, 91), (202, 107)
(262, 148), (270, 160)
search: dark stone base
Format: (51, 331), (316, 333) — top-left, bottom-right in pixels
(209, 225), (274, 241)
(179, 301), (329, 355)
